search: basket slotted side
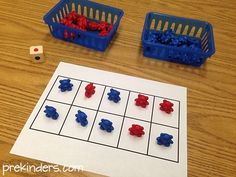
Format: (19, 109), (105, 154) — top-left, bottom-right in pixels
(44, 0), (124, 51)
(142, 12), (215, 66)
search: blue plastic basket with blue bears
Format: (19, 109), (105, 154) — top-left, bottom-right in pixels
(142, 12), (215, 66)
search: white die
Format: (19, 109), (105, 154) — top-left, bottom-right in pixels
(30, 46), (45, 62)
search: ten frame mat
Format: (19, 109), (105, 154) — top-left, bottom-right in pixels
(11, 62), (187, 177)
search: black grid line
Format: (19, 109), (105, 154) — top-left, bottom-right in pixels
(177, 100), (181, 163)
(30, 127), (178, 163)
(87, 86), (106, 141)
(29, 75), (181, 163)
(29, 76), (60, 129)
(147, 97), (155, 155)
(34, 97), (180, 129)
(117, 91), (131, 147)
(58, 81), (82, 134)
(58, 75), (180, 102)
(46, 99), (72, 106)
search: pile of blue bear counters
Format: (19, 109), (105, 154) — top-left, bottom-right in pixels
(145, 29), (207, 66)
(147, 29), (201, 52)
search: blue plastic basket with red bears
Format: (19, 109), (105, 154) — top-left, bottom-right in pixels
(44, 0), (124, 51)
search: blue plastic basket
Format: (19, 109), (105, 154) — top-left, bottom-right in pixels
(142, 12), (215, 66)
(44, 0), (124, 51)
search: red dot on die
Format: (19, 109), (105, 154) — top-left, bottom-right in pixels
(34, 48), (38, 52)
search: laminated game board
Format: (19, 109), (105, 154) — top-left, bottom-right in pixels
(11, 62), (187, 177)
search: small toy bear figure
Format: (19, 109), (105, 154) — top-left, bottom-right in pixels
(85, 83), (96, 98)
(159, 100), (174, 114)
(99, 119), (114, 133)
(135, 94), (149, 108)
(75, 110), (88, 127)
(58, 79), (73, 92)
(44, 105), (59, 120)
(30, 46), (45, 63)
(107, 88), (121, 103)
(156, 133), (173, 147)
(128, 124), (145, 137)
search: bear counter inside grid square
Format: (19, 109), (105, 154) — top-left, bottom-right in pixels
(11, 62), (187, 177)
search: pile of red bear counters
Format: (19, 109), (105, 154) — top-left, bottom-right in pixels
(60, 11), (113, 39)
(84, 83), (174, 138)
